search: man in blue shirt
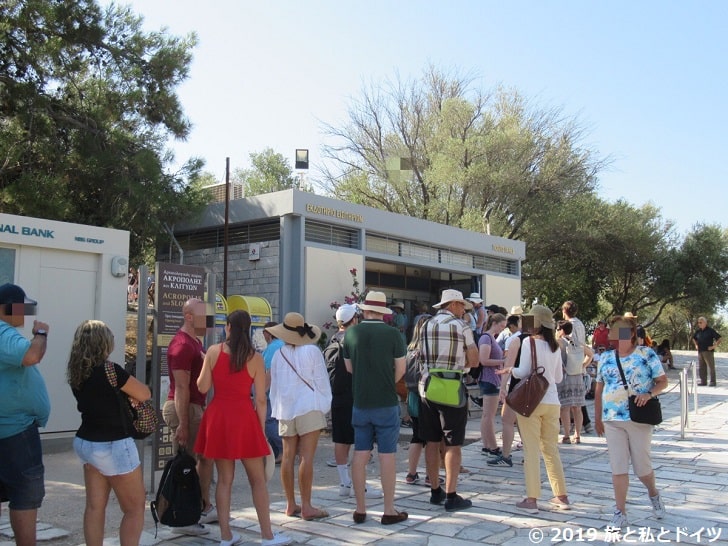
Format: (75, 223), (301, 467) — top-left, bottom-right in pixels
(0, 283), (50, 546)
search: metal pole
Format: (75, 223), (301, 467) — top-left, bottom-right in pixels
(223, 157), (230, 299)
(680, 368), (687, 439)
(691, 360), (698, 415)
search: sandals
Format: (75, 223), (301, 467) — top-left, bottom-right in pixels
(574, 436), (581, 444)
(562, 436), (572, 444)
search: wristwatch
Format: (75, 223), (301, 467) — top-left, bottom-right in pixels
(34, 329), (48, 337)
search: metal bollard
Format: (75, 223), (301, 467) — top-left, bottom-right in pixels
(680, 367), (688, 439)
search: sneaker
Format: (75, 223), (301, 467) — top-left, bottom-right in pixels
(650, 493), (665, 519)
(220, 532), (242, 546)
(199, 505), (218, 524)
(481, 447), (501, 456)
(444, 494), (472, 512)
(469, 395), (483, 408)
(516, 498), (539, 514)
(261, 532), (293, 546)
(405, 472), (420, 484)
(487, 454), (513, 467)
(430, 487), (446, 505)
(608, 508), (628, 529)
(424, 475), (444, 487)
(171, 523), (210, 536)
(583, 423), (593, 434)
(340, 484), (384, 498)
(513, 441), (523, 451)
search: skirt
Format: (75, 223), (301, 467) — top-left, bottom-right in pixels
(557, 374), (586, 407)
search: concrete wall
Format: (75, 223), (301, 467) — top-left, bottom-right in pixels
(183, 240), (281, 318)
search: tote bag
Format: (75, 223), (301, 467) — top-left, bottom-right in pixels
(505, 337), (549, 417)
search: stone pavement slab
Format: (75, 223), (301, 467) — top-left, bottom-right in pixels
(2, 351), (726, 545)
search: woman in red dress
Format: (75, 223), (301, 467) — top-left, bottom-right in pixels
(196, 310), (291, 546)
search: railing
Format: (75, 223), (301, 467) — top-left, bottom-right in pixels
(679, 360), (698, 440)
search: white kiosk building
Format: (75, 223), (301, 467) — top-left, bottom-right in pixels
(169, 189), (525, 332)
(0, 213), (129, 438)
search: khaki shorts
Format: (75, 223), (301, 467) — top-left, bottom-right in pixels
(604, 420), (654, 476)
(278, 410), (327, 437)
(162, 400), (204, 453)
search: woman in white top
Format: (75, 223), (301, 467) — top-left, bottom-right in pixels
(507, 305), (570, 514)
(267, 313), (332, 521)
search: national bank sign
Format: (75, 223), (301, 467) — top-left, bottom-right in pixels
(0, 222), (55, 239)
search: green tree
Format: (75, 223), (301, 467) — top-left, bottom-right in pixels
(0, 0), (209, 262)
(232, 148), (303, 196)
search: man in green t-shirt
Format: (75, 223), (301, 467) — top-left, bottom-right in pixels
(343, 291), (407, 526)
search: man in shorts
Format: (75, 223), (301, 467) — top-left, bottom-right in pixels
(343, 291), (408, 525)
(421, 289), (479, 512)
(0, 283), (50, 546)
(162, 298), (216, 534)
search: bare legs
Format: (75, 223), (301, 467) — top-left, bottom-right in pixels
(280, 430), (324, 519)
(241, 457), (276, 541)
(9, 509), (38, 546)
(613, 470), (659, 515)
(82, 463), (145, 546)
(480, 395), (499, 450)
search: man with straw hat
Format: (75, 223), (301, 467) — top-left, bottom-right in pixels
(343, 291), (408, 525)
(421, 289), (479, 512)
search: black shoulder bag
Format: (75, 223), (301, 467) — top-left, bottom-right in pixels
(614, 351), (662, 425)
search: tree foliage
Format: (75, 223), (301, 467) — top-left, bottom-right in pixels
(321, 65), (728, 329)
(0, 0), (210, 263)
(231, 148), (298, 196)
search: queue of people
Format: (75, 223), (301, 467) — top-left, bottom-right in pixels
(4, 280), (721, 545)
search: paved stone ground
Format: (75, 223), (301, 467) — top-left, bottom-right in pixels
(1, 351), (727, 545)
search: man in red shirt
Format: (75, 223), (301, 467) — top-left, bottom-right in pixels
(162, 298), (216, 534)
(592, 320), (609, 349)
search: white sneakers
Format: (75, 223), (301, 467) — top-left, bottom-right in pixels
(650, 493), (666, 519)
(261, 532), (293, 546)
(200, 505), (219, 524)
(609, 508), (628, 529)
(338, 483), (383, 498)
(219, 531), (242, 546)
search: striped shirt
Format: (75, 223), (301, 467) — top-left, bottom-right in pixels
(422, 310), (477, 371)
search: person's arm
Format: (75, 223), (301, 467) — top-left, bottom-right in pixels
(121, 374), (152, 403)
(21, 320), (49, 366)
(394, 355), (406, 382)
(594, 381), (605, 436)
(196, 345), (219, 394)
(249, 353), (267, 431)
(475, 308), (486, 333)
(582, 345), (594, 368)
(465, 345), (479, 369)
(709, 331), (721, 351)
(344, 358), (353, 374)
(172, 368), (191, 446)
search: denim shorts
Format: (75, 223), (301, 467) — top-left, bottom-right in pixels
(73, 436), (141, 476)
(479, 381), (499, 396)
(351, 405), (400, 454)
(0, 424), (45, 510)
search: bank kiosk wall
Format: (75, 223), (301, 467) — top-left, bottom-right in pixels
(0, 213), (129, 437)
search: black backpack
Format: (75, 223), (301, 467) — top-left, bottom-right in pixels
(150, 448), (203, 536)
(324, 333), (350, 397)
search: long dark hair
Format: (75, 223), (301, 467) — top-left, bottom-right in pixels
(537, 325), (559, 353)
(226, 310), (254, 373)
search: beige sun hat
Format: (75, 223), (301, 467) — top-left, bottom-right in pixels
(525, 304), (555, 330)
(510, 305), (524, 315)
(467, 292), (483, 304)
(358, 291), (393, 315)
(265, 312), (321, 346)
(391, 301), (405, 310)
(433, 289), (473, 311)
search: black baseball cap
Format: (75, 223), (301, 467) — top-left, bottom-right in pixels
(0, 283), (38, 316)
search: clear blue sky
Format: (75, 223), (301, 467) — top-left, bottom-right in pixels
(117, 0), (727, 235)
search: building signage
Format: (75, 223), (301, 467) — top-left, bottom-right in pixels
(0, 222), (55, 239)
(491, 244), (515, 255)
(306, 203), (364, 223)
(153, 262), (207, 469)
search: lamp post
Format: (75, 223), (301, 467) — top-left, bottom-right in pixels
(295, 148), (309, 189)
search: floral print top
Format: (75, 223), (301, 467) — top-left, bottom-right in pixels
(595, 346), (665, 421)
